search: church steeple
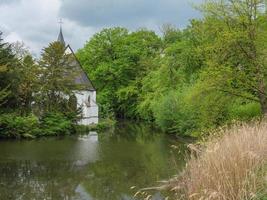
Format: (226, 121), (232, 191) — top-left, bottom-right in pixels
(57, 19), (65, 46)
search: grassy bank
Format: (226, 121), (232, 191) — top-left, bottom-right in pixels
(165, 121), (267, 200)
(0, 113), (115, 139)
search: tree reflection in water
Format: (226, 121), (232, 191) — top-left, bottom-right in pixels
(0, 123), (187, 200)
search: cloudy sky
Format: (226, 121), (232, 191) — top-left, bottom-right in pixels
(0, 0), (203, 56)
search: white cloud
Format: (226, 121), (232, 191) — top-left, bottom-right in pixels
(0, 0), (202, 56)
(0, 0), (97, 56)
(60, 0), (202, 29)
(5, 31), (23, 42)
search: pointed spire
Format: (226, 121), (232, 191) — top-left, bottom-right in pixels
(57, 19), (65, 46)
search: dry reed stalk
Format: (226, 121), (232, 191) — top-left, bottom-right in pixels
(168, 122), (267, 200)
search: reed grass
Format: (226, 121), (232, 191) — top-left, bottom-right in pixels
(168, 122), (267, 200)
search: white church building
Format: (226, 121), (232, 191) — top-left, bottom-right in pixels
(57, 26), (99, 125)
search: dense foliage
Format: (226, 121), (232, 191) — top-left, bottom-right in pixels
(0, 113), (74, 138)
(0, 32), (18, 109)
(0, 36), (84, 138)
(77, 28), (161, 119)
(1, 0), (267, 137)
(78, 0), (267, 136)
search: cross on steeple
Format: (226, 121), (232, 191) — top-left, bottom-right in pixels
(59, 18), (63, 27)
(57, 18), (65, 46)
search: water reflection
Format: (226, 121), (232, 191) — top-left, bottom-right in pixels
(0, 122), (187, 200)
(74, 132), (99, 166)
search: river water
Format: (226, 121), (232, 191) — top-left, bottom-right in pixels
(0, 122), (187, 200)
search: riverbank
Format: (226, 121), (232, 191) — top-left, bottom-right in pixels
(75, 118), (116, 133)
(0, 113), (115, 139)
(157, 121), (267, 200)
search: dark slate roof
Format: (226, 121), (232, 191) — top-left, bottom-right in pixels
(56, 27), (95, 91)
(66, 45), (96, 91)
(57, 26), (65, 47)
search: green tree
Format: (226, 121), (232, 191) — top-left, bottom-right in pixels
(75, 1), (267, 136)
(16, 55), (40, 115)
(138, 24), (203, 122)
(37, 42), (80, 115)
(77, 28), (129, 118)
(77, 27), (161, 118)
(0, 31), (18, 109)
(0, 65), (10, 106)
(115, 29), (161, 118)
(199, 0), (267, 114)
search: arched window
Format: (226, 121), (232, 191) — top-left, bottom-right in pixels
(86, 95), (91, 107)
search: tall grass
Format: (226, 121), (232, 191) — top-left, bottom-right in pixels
(168, 122), (267, 200)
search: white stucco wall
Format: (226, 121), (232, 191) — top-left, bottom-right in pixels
(75, 91), (99, 125)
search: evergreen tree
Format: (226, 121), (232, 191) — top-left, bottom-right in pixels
(0, 31), (18, 109)
(16, 55), (40, 115)
(37, 42), (80, 114)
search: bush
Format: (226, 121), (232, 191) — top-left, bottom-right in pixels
(0, 112), (75, 138)
(39, 112), (73, 136)
(98, 102), (115, 120)
(97, 118), (116, 131)
(150, 83), (236, 137)
(0, 114), (40, 138)
(152, 91), (197, 136)
(184, 82), (234, 136)
(228, 102), (261, 121)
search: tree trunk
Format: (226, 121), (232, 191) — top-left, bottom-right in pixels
(258, 80), (267, 116)
(259, 96), (267, 115)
